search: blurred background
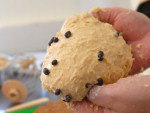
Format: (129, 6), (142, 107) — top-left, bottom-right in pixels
(0, 0), (149, 54)
(0, 0), (149, 113)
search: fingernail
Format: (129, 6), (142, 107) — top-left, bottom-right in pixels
(88, 86), (101, 101)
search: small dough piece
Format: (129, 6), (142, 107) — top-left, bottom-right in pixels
(41, 12), (133, 102)
(136, 43), (142, 49)
(34, 100), (75, 113)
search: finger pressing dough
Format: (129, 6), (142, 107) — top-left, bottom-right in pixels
(40, 12), (133, 102)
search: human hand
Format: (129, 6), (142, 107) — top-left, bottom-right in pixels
(72, 75), (150, 113)
(72, 7), (150, 113)
(92, 7), (150, 74)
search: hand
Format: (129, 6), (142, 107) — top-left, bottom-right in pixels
(72, 7), (150, 113)
(72, 75), (150, 113)
(92, 7), (150, 74)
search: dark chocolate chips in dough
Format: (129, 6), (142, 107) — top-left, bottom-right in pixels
(48, 37), (55, 46)
(43, 68), (50, 75)
(52, 60), (58, 65)
(53, 37), (59, 42)
(98, 51), (104, 61)
(65, 31), (72, 38)
(115, 32), (120, 37)
(63, 95), (72, 102)
(96, 78), (103, 86)
(54, 89), (61, 95)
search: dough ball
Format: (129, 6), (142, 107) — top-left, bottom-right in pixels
(41, 12), (133, 102)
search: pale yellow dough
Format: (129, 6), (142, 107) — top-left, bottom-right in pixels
(41, 12), (133, 101)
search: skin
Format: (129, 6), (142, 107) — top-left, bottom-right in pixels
(72, 8), (150, 113)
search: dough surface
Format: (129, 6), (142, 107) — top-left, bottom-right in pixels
(41, 12), (133, 102)
(35, 100), (75, 113)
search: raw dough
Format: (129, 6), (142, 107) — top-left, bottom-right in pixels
(34, 100), (75, 113)
(41, 12), (133, 102)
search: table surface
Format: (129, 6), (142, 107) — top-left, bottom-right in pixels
(0, 82), (60, 111)
(0, 80), (42, 110)
(0, 52), (61, 111)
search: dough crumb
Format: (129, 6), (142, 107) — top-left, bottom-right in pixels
(139, 54), (144, 59)
(136, 43), (142, 49)
(94, 105), (99, 111)
(126, 9), (132, 15)
(91, 8), (101, 13)
(90, 104), (94, 108)
(91, 7), (107, 13)
(134, 74), (140, 77)
(140, 67), (144, 72)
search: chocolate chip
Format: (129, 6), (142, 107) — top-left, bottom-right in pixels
(48, 37), (55, 46)
(43, 68), (50, 75)
(52, 60), (58, 65)
(85, 83), (94, 88)
(65, 31), (71, 38)
(98, 51), (104, 61)
(115, 32), (120, 37)
(53, 37), (59, 42)
(63, 95), (72, 102)
(96, 78), (103, 86)
(54, 89), (61, 95)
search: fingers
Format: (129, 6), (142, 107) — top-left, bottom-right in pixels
(72, 75), (149, 113)
(129, 34), (150, 74)
(72, 100), (118, 113)
(71, 100), (103, 113)
(91, 7), (125, 25)
(91, 7), (150, 74)
(88, 75), (150, 113)
(91, 7), (150, 42)
(103, 109), (118, 113)
(88, 85), (117, 109)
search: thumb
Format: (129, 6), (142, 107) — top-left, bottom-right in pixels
(91, 7), (125, 25)
(88, 85), (117, 109)
(91, 7), (150, 42)
(72, 100), (118, 113)
(91, 7), (150, 74)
